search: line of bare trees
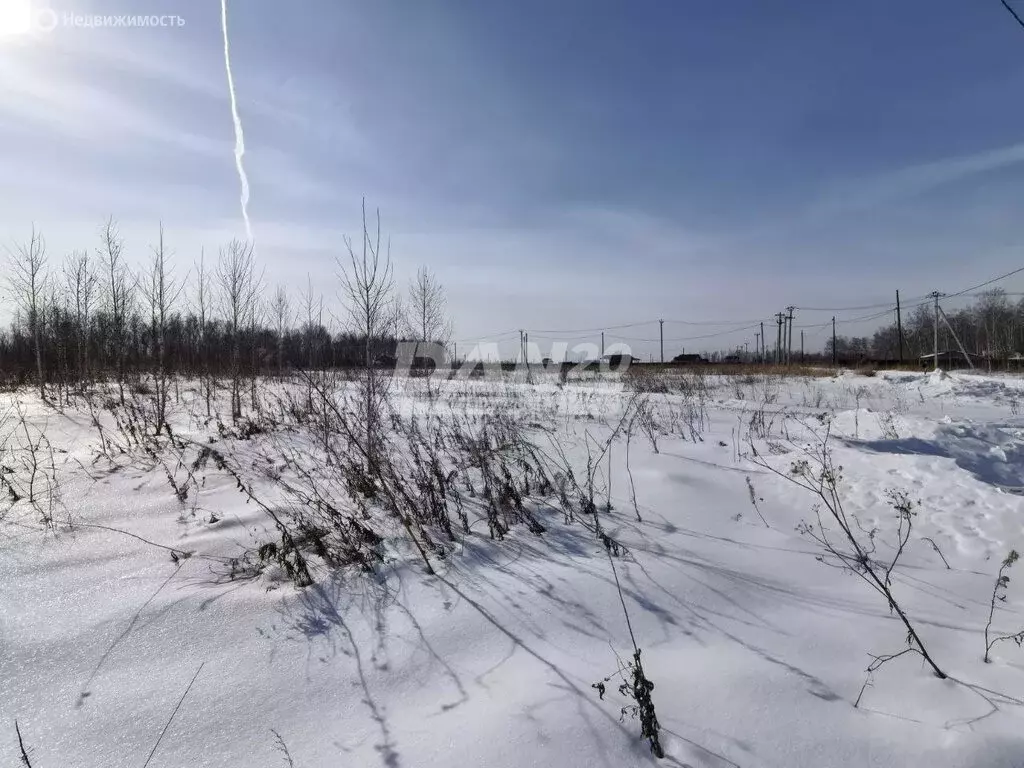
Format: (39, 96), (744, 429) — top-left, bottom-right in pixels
(824, 289), (1024, 366)
(1, 211), (453, 413)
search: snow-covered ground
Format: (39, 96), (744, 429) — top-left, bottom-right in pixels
(3, 369), (1024, 767)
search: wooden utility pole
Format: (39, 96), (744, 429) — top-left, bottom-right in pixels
(786, 305), (795, 365)
(832, 316), (837, 367)
(600, 331), (605, 359)
(775, 312), (784, 364)
(930, 291), (944, 370)
(659, 318), (664, 364)
(896, 290), (904, 364)
(755, 332), (760, 364)
(801, 330), (804, 363)
(760, 321), (765, 364)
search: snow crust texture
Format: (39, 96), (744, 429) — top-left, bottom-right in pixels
(3, 369), (1024, 767)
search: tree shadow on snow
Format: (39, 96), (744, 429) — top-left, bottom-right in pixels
(276, 573), (402, 768)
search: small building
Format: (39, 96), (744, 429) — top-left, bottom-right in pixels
(672, 353), (707, 365)
(602, 353), (634, 369)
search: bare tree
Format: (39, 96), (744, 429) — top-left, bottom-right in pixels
(405, 266), (451, 370)
(140, 224), (184, 433)
(62, 250), (98, 387)
(247, 273), (266, 412)
(7, 227), (49, 400)
(406, 266), (451, 345)
(216, 239), (258, 421)
(270, 285), (291, 378)
(46, 283), (71, 406)
(338, 199), (394, 469)
(192, 250), (213, 417)
(390, 293), (405, 342)
(300, 274), (324, 412)
(98, 217), (135, 404)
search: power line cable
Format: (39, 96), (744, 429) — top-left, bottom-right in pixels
(449, 264), (1024, 346)
(947, 264), (1024, 297)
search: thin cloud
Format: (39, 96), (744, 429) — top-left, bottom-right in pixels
(813, 142), (1024, 215)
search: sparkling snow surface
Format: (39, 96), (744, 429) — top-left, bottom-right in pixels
(3, 369), (1024, 767)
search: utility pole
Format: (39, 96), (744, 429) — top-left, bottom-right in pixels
(755, 332), (760, 364)
(782, 312), (788, 364)
(930, 291), (944, 370)
(896, 290), (904, 365)
(832, 316), (837, 367)
(801, 330), (804, 363)
(775, 312), (784, 365)
(760, 321), (765, 364)
(786, 305), (795, 366)
(519, 329), (525, 364)
(601, 331), (605, 359)
(659, 319), (664, 364)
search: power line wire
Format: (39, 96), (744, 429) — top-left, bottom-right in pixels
(947, 264), (1024, 297)
(663, 317), (766, 326)
(1000, 0), (1024, 32)
(794, 295), (930, 312)
(448, 264), (1024, 347)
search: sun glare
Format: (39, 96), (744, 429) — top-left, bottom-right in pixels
(0, 0), (33, 36)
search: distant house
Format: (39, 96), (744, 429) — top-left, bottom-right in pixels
(672, 353), (707, 365)
(722, 355), (742, 364)
(602, 353), (634, 368)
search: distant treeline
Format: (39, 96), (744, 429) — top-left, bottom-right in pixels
(696, 289), (1024, 369)
(823, 289), (1024, 367)
(0, 218), (451, 404)
(0, 311), (403, 384)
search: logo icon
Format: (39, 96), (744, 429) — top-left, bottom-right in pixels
(0, 0), (33, 35)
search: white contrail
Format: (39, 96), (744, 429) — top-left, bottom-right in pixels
(220, 0), (253, 242)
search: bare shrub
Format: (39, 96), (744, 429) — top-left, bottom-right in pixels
(219, 373), (562, 582)
(921, 536), (951, 570)
(750, 419), (946, 680)
(634, 396), (659, 454)
(984, 550), (1024, 663)
(745, 475), (769, 527)
(14, 721), (33, 767)
(271, 730), (297, 767)
(4, 403), (63, 526)
(593, 648), (664, 758)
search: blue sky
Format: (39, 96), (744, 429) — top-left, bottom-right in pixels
(2, 0), (1024, 359)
